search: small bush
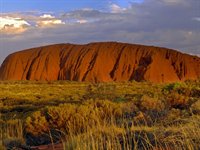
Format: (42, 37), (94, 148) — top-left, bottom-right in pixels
(25, 111), (49, 135)
(139, 95), (165, 112)
(167, 92), (189, 109)
(162, 82), (183, 92)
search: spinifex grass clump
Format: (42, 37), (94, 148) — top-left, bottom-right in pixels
(25, 100), (123, 136)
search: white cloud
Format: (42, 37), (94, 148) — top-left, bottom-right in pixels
(40, 14), (55, 19)
(37, 20), (65, 27)
(110, 4), (126, 13)
(0, 16), (30, 34)
(36, 14), (65, 27)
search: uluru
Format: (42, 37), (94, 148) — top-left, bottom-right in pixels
(0, 42), (199, 83)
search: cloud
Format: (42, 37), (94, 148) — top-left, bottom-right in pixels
(40, 14), (55, 19)
(110, 4), (127, 13)
(162, 0), (183, 4)
(0, 0), (200, 64)
(36, 14), (65, 27)
(0, 16), (30, 34)
(61, 9), (107, 21)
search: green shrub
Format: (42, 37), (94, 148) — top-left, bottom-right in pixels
(162, 82), (183, 93)
(162, 82), (196, 97)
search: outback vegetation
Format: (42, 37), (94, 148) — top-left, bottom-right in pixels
(0, 80), (200, 149)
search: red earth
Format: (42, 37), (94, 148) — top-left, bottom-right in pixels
(0, 42), (199, 83)
(31, 143), (63, 150)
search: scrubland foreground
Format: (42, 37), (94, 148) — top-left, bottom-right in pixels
(0, 80), (200, 150)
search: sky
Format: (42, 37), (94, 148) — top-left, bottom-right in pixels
(0, 0), (200, 64)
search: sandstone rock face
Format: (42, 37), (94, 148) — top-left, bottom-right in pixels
(0, 42), (200, 82)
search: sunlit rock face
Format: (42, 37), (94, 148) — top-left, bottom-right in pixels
(0, 42), (200, 83)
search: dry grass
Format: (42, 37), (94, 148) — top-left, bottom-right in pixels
(0, 119), (24, 150)
(0, 80), (200, 149)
